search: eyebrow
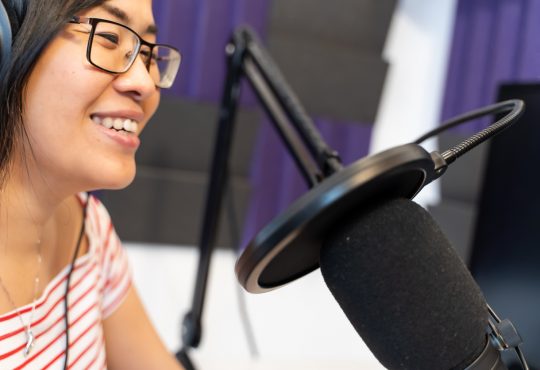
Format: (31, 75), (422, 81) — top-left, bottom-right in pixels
(102, 3), (158, 35)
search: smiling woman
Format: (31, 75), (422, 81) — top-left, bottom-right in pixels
(0, 0), (183, 369)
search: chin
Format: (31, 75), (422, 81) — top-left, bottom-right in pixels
(92, 163), (137, 191)
(104, 178), (136, 190)
(104, 173), (137, 190)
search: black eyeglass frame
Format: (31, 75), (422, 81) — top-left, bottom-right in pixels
(69, 16), (181, 88)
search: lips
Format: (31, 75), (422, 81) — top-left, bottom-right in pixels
(90, 113), (142, 150)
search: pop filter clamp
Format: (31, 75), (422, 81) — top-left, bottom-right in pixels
(175, 25), (527, 369)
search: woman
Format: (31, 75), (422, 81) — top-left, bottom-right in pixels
(0, 0), (184, 368)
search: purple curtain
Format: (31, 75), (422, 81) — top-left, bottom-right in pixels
(441, 0), (540, 132)
(153, 0), (270, 103)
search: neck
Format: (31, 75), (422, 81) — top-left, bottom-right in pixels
(0, 162), (72, 257)
(0, 155), (86, 316)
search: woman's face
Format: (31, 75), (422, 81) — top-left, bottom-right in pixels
(21, 0), (160, 193)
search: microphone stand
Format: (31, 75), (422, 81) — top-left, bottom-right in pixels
(175, 26), (344, 369)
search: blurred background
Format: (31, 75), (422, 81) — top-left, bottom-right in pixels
(100, 0), (540, 368)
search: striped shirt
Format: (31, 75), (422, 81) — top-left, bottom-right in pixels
(0, 193), (132, 369)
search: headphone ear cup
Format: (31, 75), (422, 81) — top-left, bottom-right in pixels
(0, 1), (13, 65)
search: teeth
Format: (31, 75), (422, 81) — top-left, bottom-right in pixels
(103, 117), (113, 129)
(92, 115), (138, 133)
(113, 118), (124, 130)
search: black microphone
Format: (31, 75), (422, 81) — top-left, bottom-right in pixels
(235, 99), (529, 369)
(319, 197), (499, 370)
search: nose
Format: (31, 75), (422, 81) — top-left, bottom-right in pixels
(112, 55), (157, 101)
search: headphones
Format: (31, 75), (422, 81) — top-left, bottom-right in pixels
(0, 1), (12, 64)
(0, 0), (24, 67)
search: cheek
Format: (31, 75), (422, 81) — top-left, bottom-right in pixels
(23, 71), (99, 153)
(24, 43), (107, 130)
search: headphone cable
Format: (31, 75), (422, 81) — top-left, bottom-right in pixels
(63, 195), (88, 370)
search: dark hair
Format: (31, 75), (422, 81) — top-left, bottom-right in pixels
(0, 0), (106, 185)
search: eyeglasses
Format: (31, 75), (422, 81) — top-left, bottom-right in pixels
(69, 16), (181, 89)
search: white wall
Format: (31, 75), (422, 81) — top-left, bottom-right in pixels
(127, 243), (385, 370)
(371, 0), (458, 206)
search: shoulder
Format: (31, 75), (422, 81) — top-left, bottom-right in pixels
(81, 191), (113, 228)
(79, 192), (112, 219)
(76, 192), (119, 252)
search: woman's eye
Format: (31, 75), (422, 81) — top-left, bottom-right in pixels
(74, 29), (91, 35)
(96, 32), (120, 45)
(140, 50), (157, 64)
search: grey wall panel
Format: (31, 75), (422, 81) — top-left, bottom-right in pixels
(437, 131), (489, 203)
(137, 96), (261, 177)
(267, 36), (388, 122)
(269, 0), (396, 52)
(265, 0), (396, 123)
(101, 166), (251, 247)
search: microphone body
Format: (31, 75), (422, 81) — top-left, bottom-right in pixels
(319, 197), (505, 370)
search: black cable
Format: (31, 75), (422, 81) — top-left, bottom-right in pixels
(175, 348), (196, 370)
(235, 275), (260, 358)
(63, 195), (88, 370)
(224, 176), (260, 358)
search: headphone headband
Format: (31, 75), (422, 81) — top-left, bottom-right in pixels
(0, 1), (13, 63)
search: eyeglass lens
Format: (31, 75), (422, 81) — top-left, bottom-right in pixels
(90, 20), (181, 88)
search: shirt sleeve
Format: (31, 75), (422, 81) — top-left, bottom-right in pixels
(89, 194), (133, 319)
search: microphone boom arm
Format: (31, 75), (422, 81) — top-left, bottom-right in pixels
(240, 28), (344, 180)
(177, 26), (345, 366)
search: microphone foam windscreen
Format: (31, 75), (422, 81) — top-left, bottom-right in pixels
(320, 198), (488, 370)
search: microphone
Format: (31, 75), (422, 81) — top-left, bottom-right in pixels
(320, 197), (498, 370)
(234, 98), (529, 368)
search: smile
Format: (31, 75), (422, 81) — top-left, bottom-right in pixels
(91, 115), (139, 134)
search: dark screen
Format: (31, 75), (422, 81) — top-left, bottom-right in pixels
(470, 83), (540, 366)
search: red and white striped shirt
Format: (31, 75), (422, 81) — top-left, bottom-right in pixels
(0, 193), (132, 369)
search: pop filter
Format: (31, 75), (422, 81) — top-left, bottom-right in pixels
(236, 143), (436, 293)
(235, 99), (524, 293)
